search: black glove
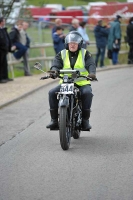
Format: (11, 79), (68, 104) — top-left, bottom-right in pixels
(49, 70), (58, 79)
(88, 74), (97, 81)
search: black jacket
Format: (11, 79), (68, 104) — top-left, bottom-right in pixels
(51, 49), (96, 75)
(126, 23), (133, 45)
(9, 27), (30, 48)
(94, 25), (109, 48)
(0, 27), (12, 53)
(9, 27), (20, 44)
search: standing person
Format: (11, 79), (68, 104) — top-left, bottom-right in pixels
(69, 18), (79, 32)
(126, 17), (133, 64)
(107, 15), (122, 65)
(52, 18), (63, 35)
(9, 20), (28, 61)
(20, 21), (31, 76)
(77, 21), (89, 49)
(94, 20), (109, 68)
(0, 17), (15, 83)
(52, 26), (65, 55)
(46, 31), (96, 131)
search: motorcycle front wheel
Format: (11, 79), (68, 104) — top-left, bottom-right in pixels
(59, 107), (71, 150)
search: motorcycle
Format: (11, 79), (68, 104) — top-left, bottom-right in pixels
(34, 62), (97, 150)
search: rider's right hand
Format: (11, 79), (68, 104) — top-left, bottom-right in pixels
(49, 71), (58, 79)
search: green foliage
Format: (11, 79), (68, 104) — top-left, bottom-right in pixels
(27, 0), (87, 7)
(27, 0), (126, 7)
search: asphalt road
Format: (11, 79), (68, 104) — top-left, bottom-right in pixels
(0, 67), (133, 200)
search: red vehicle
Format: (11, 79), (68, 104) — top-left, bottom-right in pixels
(27, 7), (53, 21)
(89, 2), (133, 25)
(27, 8), (86, 24)
(49, 9), (84, 24)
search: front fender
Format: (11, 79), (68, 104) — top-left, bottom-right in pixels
(59, 96), (69, 107)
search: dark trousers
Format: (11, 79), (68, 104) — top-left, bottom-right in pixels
(48, 84), (93, 110)
(0, 51), (8, 80)
(13, 42), (28, 59)
(128, 44), (133, 64)
(95, 47), (106, 67)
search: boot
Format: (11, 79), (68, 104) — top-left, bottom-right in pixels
(82, 109), (92, 131)
(46, 109), (58, 129)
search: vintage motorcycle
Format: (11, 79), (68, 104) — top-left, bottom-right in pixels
(34, 62), (97, 150)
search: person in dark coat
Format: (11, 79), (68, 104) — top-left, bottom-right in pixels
(52, 26), (65, 55)
(126, 17), (133, 64)
(94, 20), (109, 67)
(9, 20), (28, 60)
(0, 17), (15, 83)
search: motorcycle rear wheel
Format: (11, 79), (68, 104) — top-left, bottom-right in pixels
(59, 107), (71, 150)
(72, 108), (81, 139)
(73, 104), (82, 139)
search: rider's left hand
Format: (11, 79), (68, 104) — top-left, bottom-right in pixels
(88, 74), (97, 81)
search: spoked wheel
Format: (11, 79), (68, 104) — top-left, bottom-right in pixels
(59, 107), (71, 150)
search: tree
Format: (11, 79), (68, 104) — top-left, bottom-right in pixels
(0, 0), (16, 18)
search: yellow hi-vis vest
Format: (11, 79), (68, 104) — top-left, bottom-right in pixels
(60, 48), (90, 86)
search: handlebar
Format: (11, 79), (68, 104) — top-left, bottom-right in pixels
(40, 70), (98, 81)
(79, 76), (98, 81)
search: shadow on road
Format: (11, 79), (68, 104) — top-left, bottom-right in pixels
(69, 134), (132, 156)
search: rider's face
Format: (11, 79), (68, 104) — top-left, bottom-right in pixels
(68, 42), (78, 52)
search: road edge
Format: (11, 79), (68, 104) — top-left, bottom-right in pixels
(0, 64), (132, 109)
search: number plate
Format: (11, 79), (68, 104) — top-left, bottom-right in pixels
(60, 83), (74, 94)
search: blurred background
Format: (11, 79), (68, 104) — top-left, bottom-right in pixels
(0, 0), (132, 77)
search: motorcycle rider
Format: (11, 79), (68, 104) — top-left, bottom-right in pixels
(46, 31), (96, 131)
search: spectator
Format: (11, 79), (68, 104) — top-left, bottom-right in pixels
(77, 21), (89, 49)
(20, 21), (31, 76)
(69, 18), (79, 32)
(126, 17), (133, 64)
(52, 18), (63, 35)
(0, 17), (15, 83)
(52, 26), (65, 54)
(107, 15), (122, 65)
(9, 20), (29, 76)
(9, 20), (28, 60)
(94, 20), (109, 68)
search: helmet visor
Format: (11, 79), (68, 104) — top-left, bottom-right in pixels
(65, 32), (82, 44)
